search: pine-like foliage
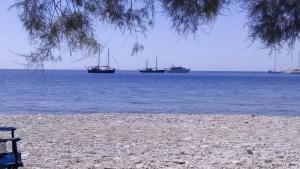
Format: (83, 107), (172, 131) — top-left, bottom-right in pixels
(11, 0), (300, 65)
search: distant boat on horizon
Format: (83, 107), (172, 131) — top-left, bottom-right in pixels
(139, 57), (165, 73)
(87, 49), (115, 73)
(267, 70), (281, 74)
(288, 69), (300, 74)
(166, 66), (190, 73)
(283, 53), (300, 74)
(268, 50), (281, 74)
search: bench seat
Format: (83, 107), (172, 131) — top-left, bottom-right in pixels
(0, 153), (23, 168)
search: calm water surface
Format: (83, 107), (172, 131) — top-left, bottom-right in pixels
(0, 69), (299, 115)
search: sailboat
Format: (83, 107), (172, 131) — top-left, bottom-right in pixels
(87, 49), (116, 73)
(139, 57), (165, 73)
(268, 50), (280, 73)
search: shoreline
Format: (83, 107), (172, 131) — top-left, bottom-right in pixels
(1, 111), (300, 117)
(0, 113), (299, 168)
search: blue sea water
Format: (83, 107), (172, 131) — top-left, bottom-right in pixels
(0, 69), (299, 116)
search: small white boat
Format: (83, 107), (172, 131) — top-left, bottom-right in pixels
(287, 69), (300, 74)
(284, 53), (300, 74)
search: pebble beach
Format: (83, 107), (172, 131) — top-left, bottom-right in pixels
(0, 113), (299, 169)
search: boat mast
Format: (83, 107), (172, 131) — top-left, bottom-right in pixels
(155, 56), (158, 70)
(98, 48), (101, 67)
(107, 49), (110, 67)
(146, 59), (148, 69)
(298, 51), (300, 69)
(274, 49), (277, 72)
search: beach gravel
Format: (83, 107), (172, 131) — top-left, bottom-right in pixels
(0, 113), (299, 169)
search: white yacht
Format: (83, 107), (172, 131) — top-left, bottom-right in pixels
(283, 53), (300, 74)
(166, 66), (190, 73)
(289, 69), (300, 74)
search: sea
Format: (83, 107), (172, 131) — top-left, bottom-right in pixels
(0, 69), (299, 116)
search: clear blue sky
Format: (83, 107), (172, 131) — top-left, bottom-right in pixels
(0, 1), (299, 71)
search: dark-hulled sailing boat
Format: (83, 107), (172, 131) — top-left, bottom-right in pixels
(139, 57), (165, 73)
(88, 49), (115, 73)
(267, 50), (280, 73)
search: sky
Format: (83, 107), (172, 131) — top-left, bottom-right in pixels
(0, 1), (299, 71)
